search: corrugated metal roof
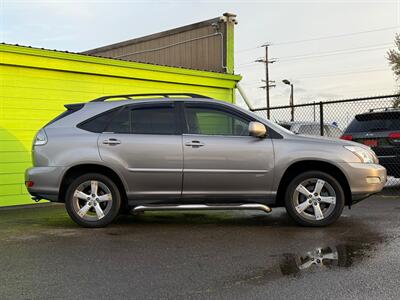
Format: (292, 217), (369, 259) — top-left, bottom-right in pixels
(82, 17), (221, 55)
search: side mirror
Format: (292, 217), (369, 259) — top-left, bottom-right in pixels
(249, 121), (267, 138)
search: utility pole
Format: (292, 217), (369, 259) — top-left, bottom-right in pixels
(255, 44), (276, 119)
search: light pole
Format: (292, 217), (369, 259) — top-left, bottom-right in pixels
(282, 79), (294, 121)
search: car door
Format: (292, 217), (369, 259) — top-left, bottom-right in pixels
(181, 102), (275, 200)
(98, 102), (183, 200)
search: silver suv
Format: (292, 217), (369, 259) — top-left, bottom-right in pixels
(25, 93), (386, 228)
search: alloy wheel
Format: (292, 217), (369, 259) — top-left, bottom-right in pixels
(72, 180), (113, 221)
(292, 178), (337, 221)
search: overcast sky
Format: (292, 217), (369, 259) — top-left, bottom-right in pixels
(1, 0), (399, 108)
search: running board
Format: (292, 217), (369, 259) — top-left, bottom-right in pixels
(131, 204), (272, 214)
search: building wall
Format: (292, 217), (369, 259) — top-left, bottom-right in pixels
(83, 14), (237, 74)
(0, 44), (241, 206)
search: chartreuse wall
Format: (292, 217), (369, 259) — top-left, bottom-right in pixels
(0, 43), (241, 207)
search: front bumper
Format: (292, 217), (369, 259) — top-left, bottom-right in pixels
(25, 166), (66, 201)
(339, 163), (387, 203)
(377, 156), (400, 177)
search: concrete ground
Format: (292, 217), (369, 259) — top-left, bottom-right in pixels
(0, 195), (399, 300)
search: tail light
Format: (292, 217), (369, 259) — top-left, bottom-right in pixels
(389, 132), (400, 143)
(341, 134), (353, 141)
(25, 181), (34, 187)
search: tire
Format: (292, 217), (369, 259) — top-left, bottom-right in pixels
(65, 173), (121, 228)
(284, 171), (345, 227)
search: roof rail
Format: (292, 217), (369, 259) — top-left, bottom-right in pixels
(368, 107), (400, 113)
(91, 93), (210, 102)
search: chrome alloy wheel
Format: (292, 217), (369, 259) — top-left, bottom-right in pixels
(292, 178), (337, 221)
(72, 180), (113, 221)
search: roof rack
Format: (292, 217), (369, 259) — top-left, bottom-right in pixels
(91, 93), (210, 102)
(368, 107), (400, 113)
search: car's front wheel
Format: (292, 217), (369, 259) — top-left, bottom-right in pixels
(284, 171), (345, 227)
(65, 173), (121, 228)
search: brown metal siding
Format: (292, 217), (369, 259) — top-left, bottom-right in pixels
(83, 18), (227, 73)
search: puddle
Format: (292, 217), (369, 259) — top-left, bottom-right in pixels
(226, 241), (380, 287)
(279, 243), (373, 276)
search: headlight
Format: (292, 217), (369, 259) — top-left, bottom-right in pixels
(344, 146), (377, 164)
(34, 129), (48, 146)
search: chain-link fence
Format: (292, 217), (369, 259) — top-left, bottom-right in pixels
(252, 94), (400, 192)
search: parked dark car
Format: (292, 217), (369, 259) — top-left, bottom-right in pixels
(341, 107), (400, 178)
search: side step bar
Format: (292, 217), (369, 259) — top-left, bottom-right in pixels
(131, 204), (272, 214)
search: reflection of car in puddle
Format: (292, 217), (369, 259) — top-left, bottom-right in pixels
(222, 242), (378, 287)
(280, 244), (372, 276)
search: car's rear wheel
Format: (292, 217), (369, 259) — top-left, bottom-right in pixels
(284, 171), (345, 227)
(65, 173), (121, 228)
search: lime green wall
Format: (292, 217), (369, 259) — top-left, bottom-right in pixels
(0, 44), (241, 207)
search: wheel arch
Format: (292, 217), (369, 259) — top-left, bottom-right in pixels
(59, 164), (128, 206)
(275, 160), (352, 207)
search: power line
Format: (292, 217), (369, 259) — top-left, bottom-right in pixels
(236, 43), (391, 68)
(235, 25), (399, 53)
(276, 42), (392, 60)
(274, 26), (399, 45)
(296, 67), (389, 80)
(239, 67), (389, 87)
(278, 46), (390, 62)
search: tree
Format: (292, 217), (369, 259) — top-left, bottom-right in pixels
(387, 34), (400, 107)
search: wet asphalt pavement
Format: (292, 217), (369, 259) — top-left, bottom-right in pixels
(0, 195), (399, 300)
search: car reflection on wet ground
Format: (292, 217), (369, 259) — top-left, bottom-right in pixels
(280, 244), (371, 275)
(0, 195), (399, 299)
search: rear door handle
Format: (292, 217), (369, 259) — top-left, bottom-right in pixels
(103, 138), (121, 145)
(185, 140), (204, 147)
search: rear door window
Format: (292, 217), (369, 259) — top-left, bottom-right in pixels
(106, 104), (179, 135)
(131, 106), (178, 135)
(107, 108), (130, 133)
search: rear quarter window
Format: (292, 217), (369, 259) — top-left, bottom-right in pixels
(78, 109), (119, 133)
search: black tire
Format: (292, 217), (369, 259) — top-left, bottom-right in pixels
(284, 171), (345, 227)
(65, 173), (121, 228)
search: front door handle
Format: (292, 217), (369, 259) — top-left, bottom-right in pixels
(103, 138), (121, 145)
(185, 140), (205, 147)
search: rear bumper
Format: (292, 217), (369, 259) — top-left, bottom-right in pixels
(25, 167), (66, 202)
(339, 163), (387, 204)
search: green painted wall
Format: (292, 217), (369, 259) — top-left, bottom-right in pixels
(0, 44), (241, 207)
